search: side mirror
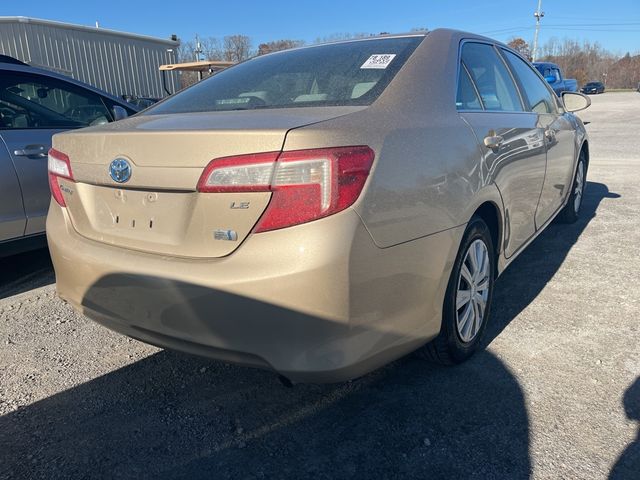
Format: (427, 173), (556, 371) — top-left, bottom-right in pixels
(544, 75), (556, 83)
(562, 92), (591, 113)
(112, 105), (129, 121)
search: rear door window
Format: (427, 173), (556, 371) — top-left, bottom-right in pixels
(460, 42), (523, 112)
(147, 36), (424, 114)
(0, 71), (112, 129)
(500, 49), (558, 114)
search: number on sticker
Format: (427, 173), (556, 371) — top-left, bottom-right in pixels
(361, 54), (397, 69)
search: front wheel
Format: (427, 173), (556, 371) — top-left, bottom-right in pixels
(417, 216), (495, 365)
(557, 151), (587, 224)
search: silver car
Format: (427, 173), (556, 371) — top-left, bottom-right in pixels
(0, 57), (136, 256)
(47, 30), (590, 382)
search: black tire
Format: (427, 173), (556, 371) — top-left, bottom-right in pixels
(557, 150), (587, 224)
(417, 216), (495, 365)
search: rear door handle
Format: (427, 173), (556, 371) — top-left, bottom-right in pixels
(483, 133), (504, 151)
(13, 144), (48, 158)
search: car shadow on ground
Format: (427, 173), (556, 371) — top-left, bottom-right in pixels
(609, 376), (640, 479)
(485, 181), (620, 345)
(0, 182), (616, 479)
(1, 350), (530, 479)
(0, 248), (54, 300)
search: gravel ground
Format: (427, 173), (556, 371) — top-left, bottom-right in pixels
(1, 92), (639, 479)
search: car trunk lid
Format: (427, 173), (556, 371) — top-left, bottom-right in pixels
(52, 107), (363, 258)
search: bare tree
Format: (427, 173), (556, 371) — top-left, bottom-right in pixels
(173, 40), (197, 89)
(313, 32), (372, 44)
(174, 36), (226, 89)
(177, 37), (223, 62)
(608, 53), (640, 89)
(257, 39), (305, 56)
(539, 38), (617, 87)
(200, 37), (223, 61)
(223, 35), (253, 62)
(507, 37), (532, 60)
(176, 40), (196, 63)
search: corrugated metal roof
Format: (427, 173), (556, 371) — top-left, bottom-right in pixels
(0, 17), (180, 98)
(0, 17), (179, 46)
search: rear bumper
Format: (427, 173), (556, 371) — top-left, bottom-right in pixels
(47, 202), (461, 383)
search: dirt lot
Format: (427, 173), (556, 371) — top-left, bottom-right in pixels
(1, 92), (639, 479)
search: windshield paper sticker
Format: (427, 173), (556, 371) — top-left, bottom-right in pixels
(361, 54), (396, 69)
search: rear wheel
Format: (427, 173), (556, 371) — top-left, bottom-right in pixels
(557, 151), (587, 224)
(417, 216), (495, 365)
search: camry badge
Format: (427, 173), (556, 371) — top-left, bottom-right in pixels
(109, 158), (132, 183)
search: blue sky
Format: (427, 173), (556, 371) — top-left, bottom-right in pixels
(5, 0), (640, 54)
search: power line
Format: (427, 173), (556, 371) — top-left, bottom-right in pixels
(544, 22), (640, 27)
(549, 15), (640, 22)
(481, 27), (534, 35)
(546, 27), (640, 32)
(480, 25), (640, 35)
(482, 22), (640, 33)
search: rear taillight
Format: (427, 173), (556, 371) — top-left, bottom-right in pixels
(197, 151), (280, 193)
(197, 146), (374, 232)
(256, 147), (374, 232)
(48, 148), (74, 207)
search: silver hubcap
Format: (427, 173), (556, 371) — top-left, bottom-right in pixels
(574, 161), (585, 213)
(456, 239), (490, 343)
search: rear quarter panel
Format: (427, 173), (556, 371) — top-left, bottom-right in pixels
(283, 30), (504, 249)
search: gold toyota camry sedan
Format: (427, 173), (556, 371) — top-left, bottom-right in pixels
(47, 29), (591, 383)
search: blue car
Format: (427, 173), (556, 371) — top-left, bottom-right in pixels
(532, 62), (578, 96)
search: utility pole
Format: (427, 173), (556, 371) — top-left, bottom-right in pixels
(532, 0), (544, 62)
(194, 34), (203, 62)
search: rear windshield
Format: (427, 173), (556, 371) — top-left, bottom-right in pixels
(146, 36), (424, 114)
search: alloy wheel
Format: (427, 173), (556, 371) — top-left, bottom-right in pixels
(455, 239), (490, 343)
(574, 161), (585, 213)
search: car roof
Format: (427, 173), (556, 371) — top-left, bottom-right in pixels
(250, 31), (429, 61)
(0, 62), (139, 110)
(256, 28), (514, 61)
(318, 31), (428, 45)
